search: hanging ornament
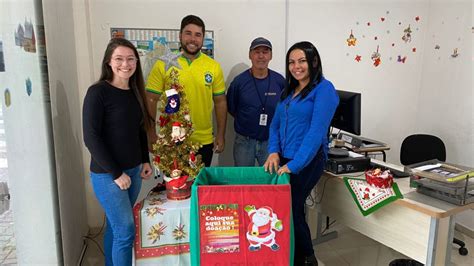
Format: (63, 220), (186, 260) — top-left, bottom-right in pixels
(25, 77), (32, 96)
(402, 25), (412, 43)
(371, 45), (381, 67)
(189, 151), (197, 168)
(184, 113), (191, 122)
(171, 121), (186, 143)
(4, 89), (11, 107)
(346, 30), (357, 46)
(159, 115), (170, 127)
(397, 55), (407, 63)
(451, 48), (459, 58)
(154, 155), (161, 164)
(164, 88), (180, 114)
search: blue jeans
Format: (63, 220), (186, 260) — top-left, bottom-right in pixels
(233, 133), (268, 166)
(90, 165), (142, 266)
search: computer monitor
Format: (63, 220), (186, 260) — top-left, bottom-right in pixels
(331, 90), (361, 136)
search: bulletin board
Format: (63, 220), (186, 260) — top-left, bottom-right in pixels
(110, 27), (215, 58)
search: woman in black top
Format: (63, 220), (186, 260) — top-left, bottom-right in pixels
(83, 38), (153, 266)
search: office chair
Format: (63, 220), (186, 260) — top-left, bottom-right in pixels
(400, 134), (468, 256)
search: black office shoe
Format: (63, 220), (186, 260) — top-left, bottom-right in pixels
(389, 259), (423, 266)
(303, 254), (318, 266)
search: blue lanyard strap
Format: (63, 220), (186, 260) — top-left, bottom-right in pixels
(250, 70), (272, 113)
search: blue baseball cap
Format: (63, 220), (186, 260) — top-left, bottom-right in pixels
(250, 37), (272, 50)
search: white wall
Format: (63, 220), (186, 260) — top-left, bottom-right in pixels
(417, 0), (472, 165)
(416, 0), (473, 231)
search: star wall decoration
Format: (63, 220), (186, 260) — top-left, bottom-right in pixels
(346, 30), (357, 46)
(159, 45), (182, 71)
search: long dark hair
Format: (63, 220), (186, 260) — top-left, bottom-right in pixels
(99, 38), (152, 131)
(281, 41), (323, 100)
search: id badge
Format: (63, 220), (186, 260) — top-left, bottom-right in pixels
(259, 114), (268, 126)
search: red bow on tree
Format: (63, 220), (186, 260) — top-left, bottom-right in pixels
(159, 116), (170, 127)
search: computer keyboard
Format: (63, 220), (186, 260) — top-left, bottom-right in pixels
(370, 159), (410, 178)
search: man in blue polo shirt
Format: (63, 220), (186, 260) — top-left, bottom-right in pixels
(227, 37), (285, 166)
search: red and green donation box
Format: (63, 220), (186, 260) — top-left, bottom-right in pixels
(190, 167), (294, 266)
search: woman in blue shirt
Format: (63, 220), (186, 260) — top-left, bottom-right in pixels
(264, 41), (339, 266)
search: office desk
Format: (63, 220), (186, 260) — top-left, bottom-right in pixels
(352, 137), (390, 162)
(313, 172), (473, 266)
(336, 134), (390, 161)
(134, 191), (190, 265)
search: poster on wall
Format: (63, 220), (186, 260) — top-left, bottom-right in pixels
(4, 89), (11, 107)
(14, 18), (36, 53)
(0, 41), (5, 72)
(110, 27), (215, 58)
(25, 78), (32, 96)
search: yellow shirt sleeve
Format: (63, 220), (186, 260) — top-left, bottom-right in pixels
(212, 63), (226, 96)
(145, 60), (165, 94)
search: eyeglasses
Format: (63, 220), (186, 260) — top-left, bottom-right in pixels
(111, 57), (138, 65)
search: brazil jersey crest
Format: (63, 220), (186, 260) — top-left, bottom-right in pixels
(204, 72), (213, 84)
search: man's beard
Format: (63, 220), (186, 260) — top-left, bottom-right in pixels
(253, 214), (269, 226)
(181, 42), (202, 56)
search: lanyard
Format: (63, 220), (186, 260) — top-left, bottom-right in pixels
(251, 70), (271, 113)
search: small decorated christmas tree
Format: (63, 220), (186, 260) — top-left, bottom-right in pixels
(152, 68), (204, 200)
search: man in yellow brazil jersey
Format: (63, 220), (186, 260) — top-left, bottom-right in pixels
(146, 15), (227, 166)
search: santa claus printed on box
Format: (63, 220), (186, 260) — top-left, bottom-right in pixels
(245, 205), (283, 251)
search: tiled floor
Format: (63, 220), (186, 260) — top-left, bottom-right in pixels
(0, 209), (17, 265)
(0, 109), (16, 265)
(81, 221), (474, 266)
(80, 228), (105, 266)
(315, 222), (474, 266)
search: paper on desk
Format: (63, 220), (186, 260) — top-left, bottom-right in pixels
(361, 143), (383, 148)
(348, 151), (364, 158)
(414, 163), (442, 171)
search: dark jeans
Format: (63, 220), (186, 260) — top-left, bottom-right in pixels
(198, 143), (214, 167)
(281, 149), (325, 260)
